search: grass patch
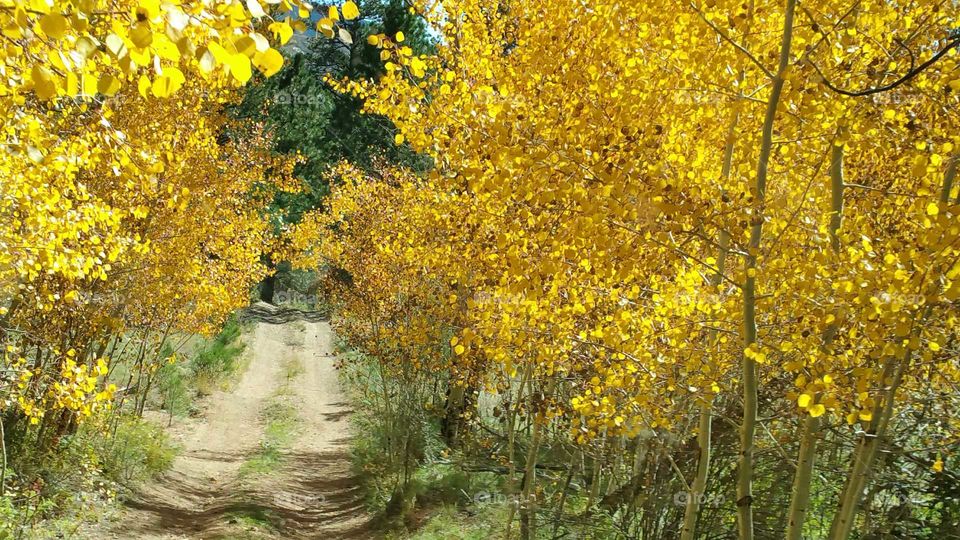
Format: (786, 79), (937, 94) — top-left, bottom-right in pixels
(282, 321), (307, 348)
(389, 503), (512, 540)
(217, 504), (280, 538)
(190, 316), (246, 395)
(239, 400), (300, 477)
(279, 355), (306, 383)
(211, 506), (278, 540)
(228, 506), (278, 528)
(239, 349), (304, 478)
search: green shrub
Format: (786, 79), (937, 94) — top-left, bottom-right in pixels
(190, 317), (245, 394)
(155, 358), (191, 423)
(0, 413), (176, 539)
(96, 416), (177, 486)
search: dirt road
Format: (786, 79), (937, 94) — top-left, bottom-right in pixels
(105, 315), (371, 539)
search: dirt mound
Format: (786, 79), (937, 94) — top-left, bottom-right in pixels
(239, 302), (329, 325)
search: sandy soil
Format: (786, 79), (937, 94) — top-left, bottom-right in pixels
(98, 318), (372, 539)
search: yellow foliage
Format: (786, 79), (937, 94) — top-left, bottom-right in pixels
(313, 0), (960, 445)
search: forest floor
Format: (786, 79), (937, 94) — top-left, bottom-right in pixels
(90, 309), (372, 539)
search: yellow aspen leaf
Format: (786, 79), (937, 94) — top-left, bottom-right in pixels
(31, 65), (57, 100)
(253, 48), (284, 77)
(207, 41), (230, 64)
(228, 53), (252, 83)
(808, 404), (826, 418)
(367, 34), (380, 46)
(233, 35), (257, 57)
(394, 133), (405, 144)
(138, 74), (150, 97)
(105, 33), (128, 59)
(410, 57), (426, 77)
(933, 458), (944, 472)
(151, 67), (185, 97)
(65, 71), (78, 95)
(269, 21), (294, 45)
(97, 74), (121, 96)
(317, 17), (335, 38)
(929, 341), (941, 352)
(75, 36), (98, 59)
(329, 5), (340, 20)
(137, 0), (161, 18)
(926, 202), (939, 216)
(797, 393), (812, 408)
(246, 0), (266, 18)
(166, 6), (189, 30)
(199, 48), (217, 73)
(39, 13), (68, 39)
(395, 31), (405, 42)
(342, 1), (360, 20)
(130, 22), (153, 48)
(149, 32), (177, 59)
(130, 45), (151, 67)
(250, 32), (270, 52)
(81, 72), (97, 96)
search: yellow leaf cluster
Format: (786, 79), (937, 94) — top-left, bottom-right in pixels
(315, 0), (960, 445)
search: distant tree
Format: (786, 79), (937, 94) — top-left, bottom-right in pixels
(234, 0), (434, 302)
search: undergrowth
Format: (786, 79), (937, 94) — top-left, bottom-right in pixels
(336, 335), (616, 540)
(0, 316), (247, 538)
(0, 414), (176, 539)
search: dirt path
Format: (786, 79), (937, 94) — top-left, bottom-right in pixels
(104, 316), (371, 539)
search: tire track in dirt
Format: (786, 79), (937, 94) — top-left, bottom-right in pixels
(101, 313), (372, 539)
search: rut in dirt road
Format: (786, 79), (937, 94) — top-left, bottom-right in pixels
(108, 310), (372, 540)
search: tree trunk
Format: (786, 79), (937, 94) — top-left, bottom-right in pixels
(259, 272), (276, 304)
(786, 415), (820, 540)
(441, 383), (466, 446)
(504, 363), (532, 540)
(786, 141), (844, 539)
(680, 402), (712, 540)
(680, 98), (737, 537)
(737, 3), (796, 538)
(519, 425), (543, 540)
(519, 376), (555, 540)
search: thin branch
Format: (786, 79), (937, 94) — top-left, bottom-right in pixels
(809, 36), (960, 97)
(690, 2), (775, 80)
